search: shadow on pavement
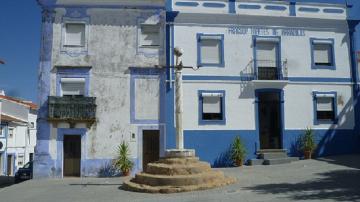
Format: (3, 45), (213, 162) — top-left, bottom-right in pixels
(0, 176), (15, 188)
(316, 154), (360, 169)
(245, 155), (360, 201)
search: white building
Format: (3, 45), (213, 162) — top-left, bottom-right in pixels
(0, 91), (37, 176)
(35, 0), (360, 178)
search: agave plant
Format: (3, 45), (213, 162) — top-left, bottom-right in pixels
(231, 136), (247, 167)
(114, 141), (134, 176)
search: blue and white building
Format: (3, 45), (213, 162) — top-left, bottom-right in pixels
(35, 0), (360, 178)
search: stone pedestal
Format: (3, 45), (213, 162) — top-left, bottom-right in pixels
(123, 154), (236, 193)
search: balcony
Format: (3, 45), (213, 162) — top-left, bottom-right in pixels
(240, 59), (289, 89)
(48, 96), (96, 125)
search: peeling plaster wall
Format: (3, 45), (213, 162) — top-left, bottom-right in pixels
(35, 4), (165, 178)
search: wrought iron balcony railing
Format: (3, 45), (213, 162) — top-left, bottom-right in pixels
(48, 96), (96, 123)
(255, 60), (288, 80)
(239, 59), (288, 81)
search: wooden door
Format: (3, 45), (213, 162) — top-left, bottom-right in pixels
(7, 155), (13, 176)
(142, 130), (160, 170)
(63, 135), (81, 177)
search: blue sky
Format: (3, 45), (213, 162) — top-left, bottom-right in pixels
(0, 1), (41, 103)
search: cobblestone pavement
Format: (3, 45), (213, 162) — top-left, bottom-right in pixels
(1, 155), (359, 202)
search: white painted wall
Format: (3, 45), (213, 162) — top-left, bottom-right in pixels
(48, 7), (165, 161)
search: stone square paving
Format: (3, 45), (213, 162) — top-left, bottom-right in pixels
(0, 155), (359, 202)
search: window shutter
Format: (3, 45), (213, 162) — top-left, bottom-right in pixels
(203, 96), (221, 113)
(140, 24), (160, 47)
(201, 39), (221, 64)
(314, 44), (332, 64)
(61, 78), (86, 96)
(256, 42), (277, 67)
(65, 23), (85, 46)
(317, 97), (333, 111)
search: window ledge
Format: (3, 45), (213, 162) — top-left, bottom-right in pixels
(199, 120), (226, 125)
(312, 65), (336, 70)
(63, 44), (85, 48)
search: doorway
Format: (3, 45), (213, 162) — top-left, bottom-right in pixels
(7, 155), (13, 176)
(63, 135), (81, 177)
(0, 153), (3, 175)
(258, 91), (282, 149)
(142, 130), (160, 170)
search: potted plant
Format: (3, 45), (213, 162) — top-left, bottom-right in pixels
(300, 127), (317, 159)
(231, 136), (247, 167)
(114, 141), (134, 176)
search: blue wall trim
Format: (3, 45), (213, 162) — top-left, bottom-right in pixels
(310, 38), (336, 70)
(238, 4), (261, 10)
(255, 88), (285, 149)
(253, 35), (282, 80)
(197, 33), (225, 67)
(184, 128), (358, 167)
(228, 0), (236, 13)
(298, 7), (320, 13)
(264, 5), (287, 11)
(289, 1), (296, 16)
(130, 68), (166, 124)
(182, 75), (352, 83)
(312, 91), (338, 125)
(198, 90), (226, 125)
(202, 2), (226, 8)
(55, 67), (91, 96)
(323, 8), (344, 14)
(175, 1), (199, 7)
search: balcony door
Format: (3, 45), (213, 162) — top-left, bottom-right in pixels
(63, 135), (81, 177)
(256, 40), (280, 80)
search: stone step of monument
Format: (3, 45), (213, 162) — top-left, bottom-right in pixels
(133, 171), (225, 187)
(123, 176), (236, 194)
(157, 157), (200, 165)
(263, 157), (299, 165)
(146, 162), (212, 175)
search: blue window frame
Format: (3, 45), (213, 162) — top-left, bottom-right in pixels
(313, 91), (338, 125)
(56, 67), (91, 97)
(310, 38), (336, 70)
(198, 90), (226, 125)
(197, 34), (225, 67)
(253, 36), (282, 80)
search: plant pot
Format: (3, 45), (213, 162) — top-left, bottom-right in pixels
(304, 150), (312, 159)
(122, 170), (130, 176)
(235, 159), (243, 167)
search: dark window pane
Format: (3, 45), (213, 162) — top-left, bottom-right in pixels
(317, 111), (335, 121)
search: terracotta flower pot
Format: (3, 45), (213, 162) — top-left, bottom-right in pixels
(122, 170), (130, 176)
(304, 150), (312, 159)
(235, 159), (243, 167)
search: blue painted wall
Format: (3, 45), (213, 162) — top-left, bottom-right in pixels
(184, 129), (359, 167)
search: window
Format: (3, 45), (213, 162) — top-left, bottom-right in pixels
(8, 128), (14, 138)
(29, 153), (34, 162)
(65, 23), (85, 46)
(139, 24), (160, 48)
(199, 91), (226, 125)
(18, 155), (24, 166)
(60, 78), (86, 96)
(197, 34), (224, 67)
(29, 122), (35, 129)
(311, 38), (335, 69)
(314, 92), (337, 124)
